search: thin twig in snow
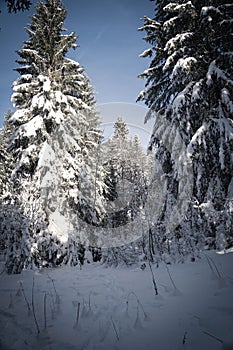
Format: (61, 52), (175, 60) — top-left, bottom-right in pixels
(127, 291), (148, 320)
(20, 281), (31, 314)
(148, 259), (158, 295)
(49, 292), (56, 320)
(126, 300), (129, 315)
(74, 302), (80, 329)
(208, 255), (222, 278)
(32, 277), (40, 334)
(8, 293), (13, 309)
(182, 331), (187, 345)
(47, 273), (60, 304)
(202, 329), (223, 344)
(44, 292), (47, 329)
(165, 263), (178, 291)
(111, 317), (120, 341)
(204, 253), (221, 279)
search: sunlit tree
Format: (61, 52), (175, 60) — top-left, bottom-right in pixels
(3, 0), (106, 272)
(138, 0), (233, 253)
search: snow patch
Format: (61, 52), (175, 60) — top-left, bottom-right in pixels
(20, 115), (44, 137)
(201, 6), (222, 16)
(48, 209), (71, 243)
(206, 61), (229, 86)
(43, 78), (51, 92)
(165, 32), (193, 54)
(139, 48), (153, 58)
(171, 57), (197, 78)
(221, 88), (233, 114)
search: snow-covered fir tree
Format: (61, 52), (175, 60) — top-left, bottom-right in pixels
(102, 117), (149, 226)
(0, 110), (14, 197)
(3, 0), (106, 272)
(100, 118), (151, 266)
(0, 110), (15, 256)
(138, 0), (233, 257)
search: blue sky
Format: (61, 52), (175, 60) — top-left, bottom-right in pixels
(0, 0), (155, 130)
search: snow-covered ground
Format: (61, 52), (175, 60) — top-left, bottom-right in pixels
(0, 250), (233, 350)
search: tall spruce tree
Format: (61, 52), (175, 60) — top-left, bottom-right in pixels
(3, 0), (106, 272)
(0, 111), (14, 256)
(102, 117), (149, 227)
(100, 118), (150, 266)
(0, 110), (14, 197)
(138, 0), (233, 254)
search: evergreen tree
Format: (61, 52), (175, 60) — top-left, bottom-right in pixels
(112, 116), (129, 140)
(138, 0), (233, 254)
(0, 110), (14, 256)
(5, 0), (31, 13)
(4, 0), (106, 272)
(100, 117), (151, 266)
(103, 117), (149, 225)
(0, 110), (14, 197)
